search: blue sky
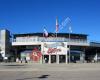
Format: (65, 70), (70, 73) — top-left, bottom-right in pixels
(0, 0), (100, 41)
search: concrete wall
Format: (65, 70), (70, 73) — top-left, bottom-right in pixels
(0, 29), (11, 58)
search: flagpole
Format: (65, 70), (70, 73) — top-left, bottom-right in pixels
(68, 32), (71, 63)
(56, 29), (58, 64)
(68, 24), (72, 63)
(43, 27), (48, 63)
(56, 20), (57, 64)
(43, 27), (46, 64)
(43, 30), (44, 64)
(56, 17), (59, 64)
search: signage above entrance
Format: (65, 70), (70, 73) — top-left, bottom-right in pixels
(47, 48), (61, 54)
(42, 42), (68, 54)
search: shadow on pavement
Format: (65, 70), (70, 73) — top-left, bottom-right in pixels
(3, 64), (25, 66)
(16, 75), (50, 80)
(37, 75), (49, 79)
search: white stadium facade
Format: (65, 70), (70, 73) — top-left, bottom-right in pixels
(0, 29), (100, 63)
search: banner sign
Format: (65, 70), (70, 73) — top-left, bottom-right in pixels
(43, 42), (67, 54)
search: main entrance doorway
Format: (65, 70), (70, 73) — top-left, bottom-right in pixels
(51, 55), (56, 63)
(44, 55), (49, 63)
(59, 55), (66, 63)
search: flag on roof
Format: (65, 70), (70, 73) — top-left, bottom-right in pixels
(56, 17), (59, 33)
(43, 27), (48, 37)
(69, 26), (72, 33)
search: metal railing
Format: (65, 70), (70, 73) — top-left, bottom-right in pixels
(12, 37), (88, 44)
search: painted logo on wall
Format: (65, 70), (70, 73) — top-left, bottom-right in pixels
(31, 48), (42, 62)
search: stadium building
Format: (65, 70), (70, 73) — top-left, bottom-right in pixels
(0, 29), (100, 63)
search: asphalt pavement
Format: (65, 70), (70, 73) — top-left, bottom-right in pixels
(0, 63), (100, 80)
(0, 62), (100, 71)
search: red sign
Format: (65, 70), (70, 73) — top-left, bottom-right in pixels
(47, 48), (61, 54)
